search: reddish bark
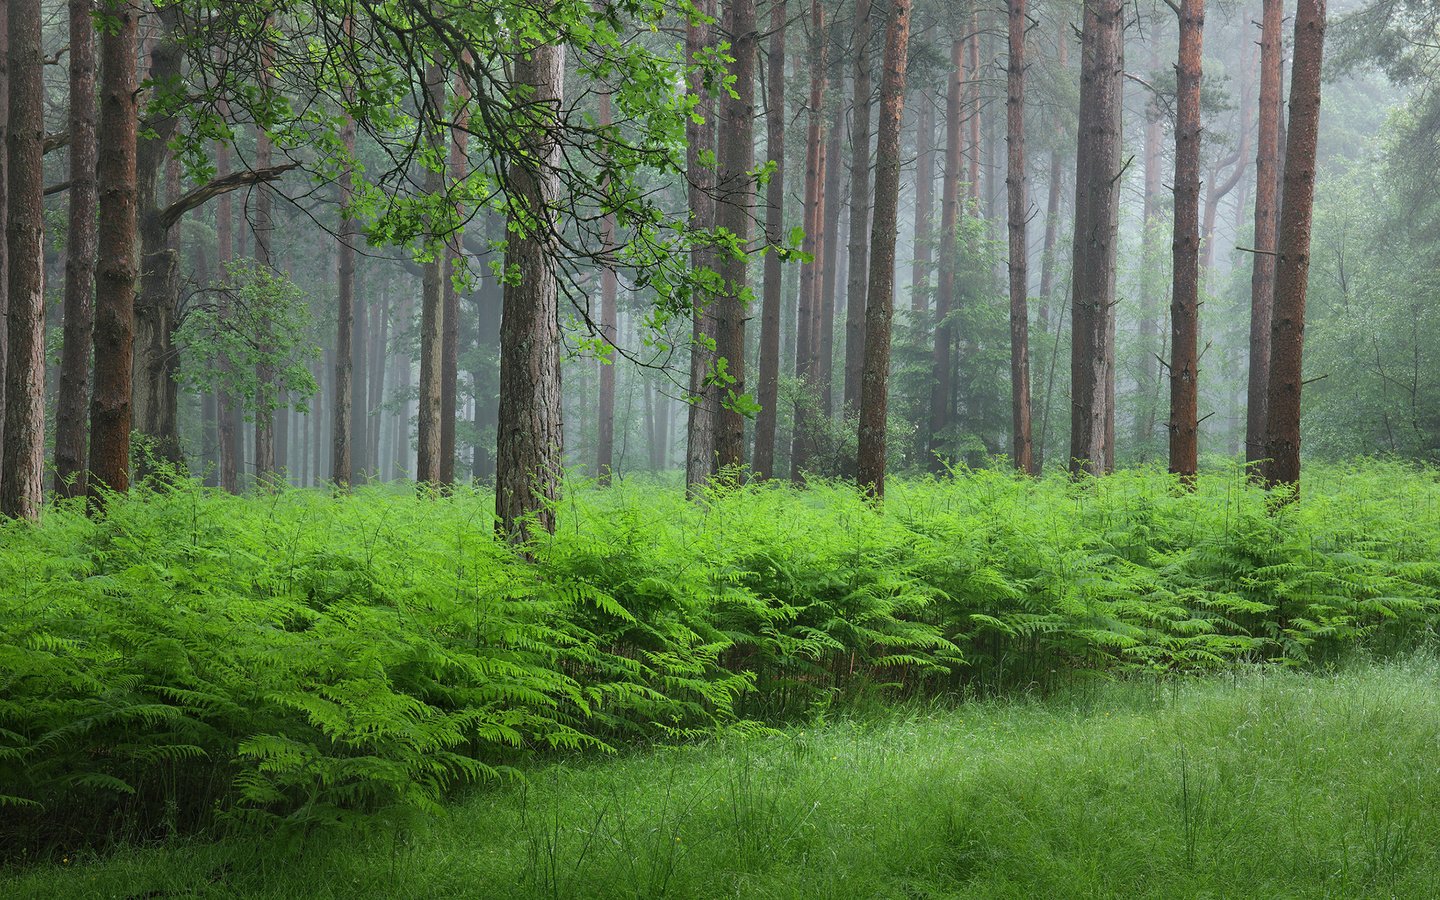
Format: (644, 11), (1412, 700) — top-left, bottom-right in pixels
(714, 0), (757, 472)
(1006, 0), (1034, 474)
(2, 0), (45, 518)
(55, 0), (99, 499)
(1247, 0), (1284, 466)
(87, 0), (139, 504)
(1263, 0), (1327, 491)
(855, 0), (912, 500)
(1168, 0), (1205, 482)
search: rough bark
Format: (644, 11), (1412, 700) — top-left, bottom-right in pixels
(751, 0), (786, 479)
(2, 0), (45, 519)
(843, 0), (875, 412)
(1135, 63), (1162, 453)
(1168, 0), (1205, 482)
(496, 39), (565, 541)
(0, 2), (8, 457)
(597, 91), (618, 484)
(684, 0), (719, 493)
(1006, 0), (1034, 474)
(415, 61), (445, 486)
(855, 0), (911, 499)
(789, 0), (827, 481)
(967, 21), (981, 204)
(1247, 0), (1283, 466)
(927, 39), (964, 472)
(714, 0), (756, 473)
(1067, 0), (1124, 476)
(55, 0), (99, 499)
(1263, 0), (1326, 491)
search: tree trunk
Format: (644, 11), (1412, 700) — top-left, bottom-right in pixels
(1135, 55), (1162, 454)
(333, 103), (357, 487)
(1067, 0), (1124, 476)
(2, 0), (45, 519)
(440, 72), (469, 488)
(1247, 0), (1283, 466)
(909, 92), (934, 318)
(496, 38), (565, 541)
(214, 126), (239, 492)
(597, 91), (618, 484)
(253, 121), (276, 482)
(0, 1), (8, 460)
(843, 0), (875, 412)
(55, 0), (98, 499)
(855, 0), (912, 499)
(87, 0), (137, 505)
(751, 0), (786, 479)
(1263, 0), (1326, 491)
(416, 62), (445, 486)
(472, 213), (501, 481)
(789, 0), (827, 481)
(967, 21), (981, 204)
(1006, 0), (1034, 474)
(368, 278), (388, 477)
(684, 0), (719, 493)
(715, 0), (757, 472)
(1168, 0), (1205, 483)
(927, 39), (964, 472)
(816, 108), (844, 421)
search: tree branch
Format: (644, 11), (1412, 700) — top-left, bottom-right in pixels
(159, 163), (300, 230)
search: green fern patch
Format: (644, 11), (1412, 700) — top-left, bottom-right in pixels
(3, 459), (1440, 855)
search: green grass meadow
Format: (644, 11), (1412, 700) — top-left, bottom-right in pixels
(8, 656), (1440, 898)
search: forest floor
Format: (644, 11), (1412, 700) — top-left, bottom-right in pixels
(9, 655), (1440, 899)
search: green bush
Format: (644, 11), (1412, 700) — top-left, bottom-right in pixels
(3, 460), (1439, 853)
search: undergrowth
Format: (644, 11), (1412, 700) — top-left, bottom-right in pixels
(2, 459), (1438, 855)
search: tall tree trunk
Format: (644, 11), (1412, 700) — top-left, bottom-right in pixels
(751, 0), (786, 479)
(0, 2), (8, 458)
(909, 92), (935, 318)
(1067, 0), (1124, 476)
(87, 0), (137, 506)
(214, 124), (239, 492)
(496, 38), (565, 541)
(789, 0), (827, 481)
(1247, 0), (1283, 466)
(1006, 0), (1034, 474)
(440, 69), (469, 488)
(472, 213), (501, 481)
(855, 0), (912, 499)
(368, 278), (387, 477)
(2, 0), (45, 519)
(843, 0), (875, 411)
(1135, 60), (1162, 455)
(927, 39), (964, 472)
(967, 21), (981, 204)
(1168, 0), (1205, 482)
(597, 91), (618, 484)
(253, 121), (276, 482)
(55, 0), (99, 499)
(684, 0), (719, 493)
(715, 0), (757, 472)
(816, 109), (844, 421)
(1263, 0), (1326, 491)
(332, 103), (357, 487)
(416, 62), (445, 486)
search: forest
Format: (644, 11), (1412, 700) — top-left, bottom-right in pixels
(7, 0), (1440, 895)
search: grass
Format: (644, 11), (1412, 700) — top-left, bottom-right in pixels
(10, 654), (1440, 899)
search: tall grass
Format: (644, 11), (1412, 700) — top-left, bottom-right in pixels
(9, 656), (1440, 897)
(3, 459), (1439, 852)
